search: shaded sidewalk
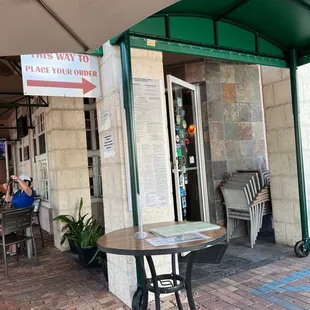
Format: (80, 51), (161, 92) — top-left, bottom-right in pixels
(0, 230), (309, 309)
(0, 231), (127, 310)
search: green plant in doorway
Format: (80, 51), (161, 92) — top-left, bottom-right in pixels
(53, 198), (105, 267)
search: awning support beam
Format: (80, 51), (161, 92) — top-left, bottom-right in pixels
(8, 60), (22, 77)
(290, 49), (309, 240)
(36, 0), (89, 51)
(0, 107), (14, 118)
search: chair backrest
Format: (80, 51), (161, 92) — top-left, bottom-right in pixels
(33, 197), (41, 214)
(232, 172), (261, 191)
(2, 206), (34, 235)
(224, 180), (254, 202)
(230, 177), (257, 197)
(262, 170), (270, 186)
(221, 187), (249, 210)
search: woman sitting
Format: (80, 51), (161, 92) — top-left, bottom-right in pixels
(2, 174), (35, 255)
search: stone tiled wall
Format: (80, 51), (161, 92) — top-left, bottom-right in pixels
(261, 66), (301, 246)
(165, 60), (266, 225)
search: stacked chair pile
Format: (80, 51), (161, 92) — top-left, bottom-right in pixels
(221, 171), (271, 248)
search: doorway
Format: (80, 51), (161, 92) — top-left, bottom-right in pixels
(166, 75), (209, 222)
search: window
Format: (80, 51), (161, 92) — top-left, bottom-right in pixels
(18, 137), (30, 163)
(85, 110), (99, 151)
(84, 100), (102, 198)
(32, 110), (49, 201)
(36, 112), (46, 155)
(88, 156), (102, 198)
(33, 158), (49, 200)
(33, 125), (37, 157)
(23, 146), (30, 161)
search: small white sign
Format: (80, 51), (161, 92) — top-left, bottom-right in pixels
(103, 134), (115, 158)
(189, 156), (195, 164)
(21, 53), (101, 98)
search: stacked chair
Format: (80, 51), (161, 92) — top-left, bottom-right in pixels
(221, 170), (271, 248)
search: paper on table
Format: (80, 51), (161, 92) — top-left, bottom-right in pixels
(150, 222), (220, 238)
(146, 232), (210, 247)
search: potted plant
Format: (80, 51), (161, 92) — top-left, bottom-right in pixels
(54, 198), (105, 268)
(53, 198), (86, 254)
(74, 217), (105, 268)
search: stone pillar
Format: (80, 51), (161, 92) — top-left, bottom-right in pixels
(97, 43), (174, 306)
(45, 97), (91, 250)
(261, 66), (301, 246)
(297, 64), (310, 234)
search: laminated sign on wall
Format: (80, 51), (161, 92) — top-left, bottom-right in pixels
(133, 78), (171, 208)
(103, 134), (115, 158)
(21, 53), (101, 98)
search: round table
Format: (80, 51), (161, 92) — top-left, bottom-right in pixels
(97, 222), (226, 310)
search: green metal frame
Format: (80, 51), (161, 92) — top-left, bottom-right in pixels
(290, 50), (309, 241)
(89, 46), (103, 57)
(119, 32), (143, 285)
(120, 32), (140, 227)
(129, 36), (287, 68)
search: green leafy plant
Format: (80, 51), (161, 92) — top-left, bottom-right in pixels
(53, 198), (90, 246)
(53, 198), (104, 264)
(77, 218), (104, 249)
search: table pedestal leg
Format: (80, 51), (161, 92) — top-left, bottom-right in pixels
(185, 251), (197, 310)
(132, 256), (148, 310)
(146, 256), (160, 310)
(132, 253), (197, 310)
(172, 254), (183, 310)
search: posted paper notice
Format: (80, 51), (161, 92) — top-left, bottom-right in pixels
(146, 232), (210, 247)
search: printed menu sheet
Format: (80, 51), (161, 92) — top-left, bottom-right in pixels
(150, 222), (221, 238)
(147, 232), (210, 247)
(133, 78), (171, 208)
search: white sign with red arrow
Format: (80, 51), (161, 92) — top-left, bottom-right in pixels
(21, 53), (101, 98)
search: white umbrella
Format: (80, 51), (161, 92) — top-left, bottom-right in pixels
(0, 0), (178, 56)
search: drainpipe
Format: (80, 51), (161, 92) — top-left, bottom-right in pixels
(119, 32), (142, 283)
(290, 49), (309, 240)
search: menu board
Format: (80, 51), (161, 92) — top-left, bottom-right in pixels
(133, 78), (171, 208)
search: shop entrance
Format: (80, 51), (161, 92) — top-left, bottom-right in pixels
(166, 75), (208, 222)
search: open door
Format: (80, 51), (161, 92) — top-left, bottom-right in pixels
(166, 75), (209, 222)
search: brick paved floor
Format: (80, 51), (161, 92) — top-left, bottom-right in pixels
(0, 229), (309, 309)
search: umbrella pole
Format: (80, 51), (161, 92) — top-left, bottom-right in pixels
(290, 49), (310, 257)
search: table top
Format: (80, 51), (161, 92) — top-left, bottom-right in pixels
(97, 221), (226, 256)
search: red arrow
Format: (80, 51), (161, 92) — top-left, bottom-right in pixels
(26, 78), (96, 95)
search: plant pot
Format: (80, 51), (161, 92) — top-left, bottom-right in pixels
(76, 245), (99, 268)
(69, 239), (78, 254)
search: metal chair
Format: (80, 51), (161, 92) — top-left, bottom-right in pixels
(221, 172), (271, 248)
(33, 197), (44, 247)
(0, 206), (39, 277)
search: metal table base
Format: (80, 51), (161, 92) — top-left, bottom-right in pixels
(132, 252), (197, 310)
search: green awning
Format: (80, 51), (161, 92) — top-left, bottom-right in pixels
(112, 0), (310, 67)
